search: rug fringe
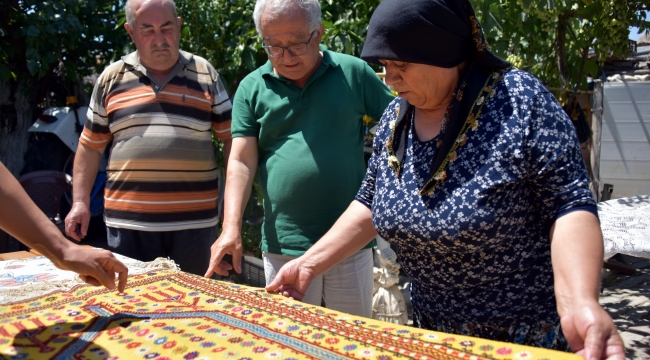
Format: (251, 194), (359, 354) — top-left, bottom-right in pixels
(132, 257), (181, 273)
(0, 257), (180, 304)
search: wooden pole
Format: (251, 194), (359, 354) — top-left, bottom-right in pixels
(590, 80), (603, 201)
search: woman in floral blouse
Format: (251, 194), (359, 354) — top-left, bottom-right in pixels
(266, 0), (624, 358)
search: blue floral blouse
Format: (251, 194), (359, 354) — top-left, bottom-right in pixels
(356, 69), (597, 330)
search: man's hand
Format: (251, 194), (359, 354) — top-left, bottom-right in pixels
(65, 201), (91, 241)
(560, 299), (625, 360)
(204, 229), (243, 277)
(57, 246), (129, 292)
(265, 258), (315, 301)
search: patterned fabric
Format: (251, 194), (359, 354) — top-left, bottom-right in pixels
(0, 255), (178, 304)
(356, 69), (597, 347)
(82, 50), (232, 232)
(413, 308), (570, 351)
(0, 269), (580, 360)
(385, 66), (506, 195)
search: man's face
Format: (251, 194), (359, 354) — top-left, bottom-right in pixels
(260, 10), (323, 86)
(125, 0), (181, 72)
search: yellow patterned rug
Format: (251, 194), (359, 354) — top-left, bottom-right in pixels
(0, 270), (579, 360)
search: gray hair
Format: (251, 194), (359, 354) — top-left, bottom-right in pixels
(253, 0), (322, 36)
(125, 0), (178, 26)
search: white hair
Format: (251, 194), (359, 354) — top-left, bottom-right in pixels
(125, 0), (178, 26)
(253, 0), (322, 36)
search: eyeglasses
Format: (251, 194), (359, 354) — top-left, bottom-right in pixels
(262, 31), (317, 58)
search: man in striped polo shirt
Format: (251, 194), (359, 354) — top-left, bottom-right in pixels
(64, 0), (232, 275)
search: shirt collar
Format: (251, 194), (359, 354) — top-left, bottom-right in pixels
(122, 49), (192, 70)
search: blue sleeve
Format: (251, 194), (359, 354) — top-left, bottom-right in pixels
(524, 90), (597, 222)
(355, 100), (396, 208)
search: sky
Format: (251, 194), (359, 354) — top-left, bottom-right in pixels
(630, 26), (645, 41)
(630, 11), (648, 41)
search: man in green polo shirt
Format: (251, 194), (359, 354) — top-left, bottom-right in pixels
(205, 0), (393, 318)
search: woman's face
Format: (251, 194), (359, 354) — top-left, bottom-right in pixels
(380, 60), (463, 111)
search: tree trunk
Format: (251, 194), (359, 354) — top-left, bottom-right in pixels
(0, 79), (36, 177)
(556, 14), (570, 90)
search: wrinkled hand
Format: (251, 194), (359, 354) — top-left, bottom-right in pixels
(57, 246), (128, 292)
(264, 259), (314, 301)
(65, 202), (91, 241)
(204, 228), (242, 277)
(560, 300), (625, 360)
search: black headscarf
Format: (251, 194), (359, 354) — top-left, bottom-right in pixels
(361, 0), (511, 195)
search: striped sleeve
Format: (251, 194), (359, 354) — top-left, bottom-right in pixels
(209, 66), (232, 141)
(81, 69), (114, 149)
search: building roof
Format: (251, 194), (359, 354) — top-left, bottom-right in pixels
(595, 39), (650, 77)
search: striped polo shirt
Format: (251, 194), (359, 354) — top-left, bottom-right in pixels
(81, 50), (232, 231)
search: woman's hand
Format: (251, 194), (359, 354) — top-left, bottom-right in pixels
(265, 201), (377, 300)
(265, 259), (315, 300)
(56, 246), (129, 292)
(550, 211), (624, 359)
(560, 299), (625, 360)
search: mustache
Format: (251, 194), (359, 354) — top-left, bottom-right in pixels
(152, 43), (170, 51)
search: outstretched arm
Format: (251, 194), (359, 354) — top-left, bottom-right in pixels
(205, 136), (258, 277)
(551, 210), (625, 360)
(265, 200), (376, 299)
(0, 162), (128, 292)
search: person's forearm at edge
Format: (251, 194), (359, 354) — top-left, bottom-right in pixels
(551, 211), (603, 308)
(1, 162), (128, 291)
(72, 143), (103, 207)
(550, 210), (624, 359)
(296, 201), (377, 277)
(220, 136), (258, 235)
(0, 163), (77, 265)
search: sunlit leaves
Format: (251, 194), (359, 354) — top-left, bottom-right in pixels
(1, 0), (129, 88)
(172, 0), (384, 93)
(174, 0), (265, 93)
(470, 0), (646, 90)
(320, 0), (382, 61)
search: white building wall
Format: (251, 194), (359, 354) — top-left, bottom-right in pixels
(600, 81), (650, 198)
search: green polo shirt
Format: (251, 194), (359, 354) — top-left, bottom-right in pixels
(232, 46), (394, 256)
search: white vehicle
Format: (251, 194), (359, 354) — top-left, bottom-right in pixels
(23, 99), (107, 216)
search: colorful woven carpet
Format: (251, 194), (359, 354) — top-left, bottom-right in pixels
(0, 254), (178, 304)
(0, 270), (579, 360)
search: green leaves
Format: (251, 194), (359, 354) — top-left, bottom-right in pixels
(471, 0), (645, 91)
(26, 59), (39, 76)
(320, 0), (382, 65)
(0, 63), (15, 82)
(174, 0), (266, 93)
(115, 16), (126, 31)
(584, 59), (599, 77)
(25, 26), (40, 37)
(242, 47), (256, 72)
(1, 0), (130, 104)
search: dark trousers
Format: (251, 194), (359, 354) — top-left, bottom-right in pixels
(107, 226), (218, 276)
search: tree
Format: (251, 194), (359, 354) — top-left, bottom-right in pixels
(174, 0), (384, 95)
(172, 0), (265, 95)
(320, 0), (382, 63)
(470, 0), (649, 94)
(0, 0), (130, 175)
